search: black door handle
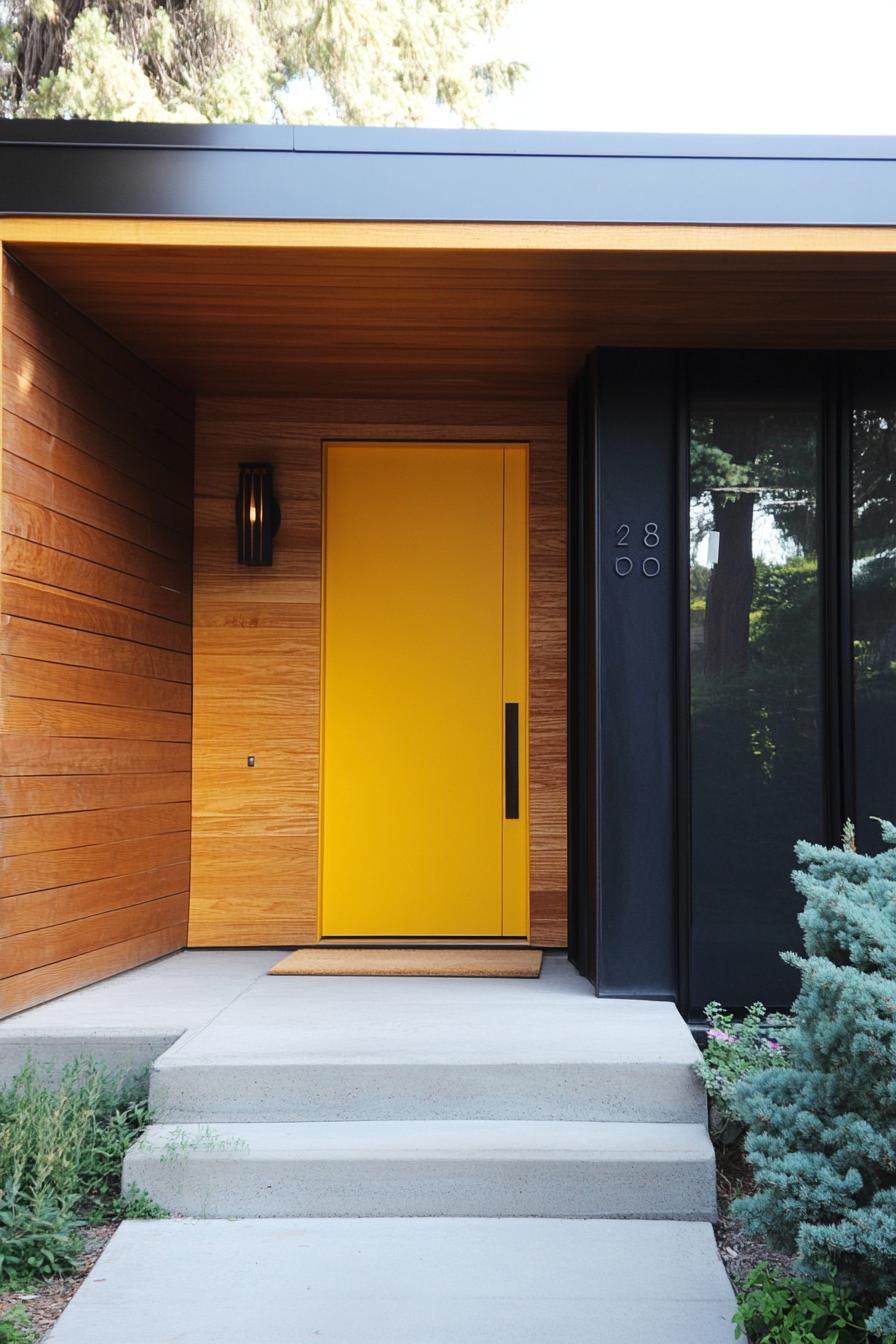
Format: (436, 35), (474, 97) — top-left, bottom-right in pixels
(505, 702), (519, 820)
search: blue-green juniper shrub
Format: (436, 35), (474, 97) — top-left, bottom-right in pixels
(733, 820), (896, 1337)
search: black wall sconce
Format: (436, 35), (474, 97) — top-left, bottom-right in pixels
(236, 462), (281, 566)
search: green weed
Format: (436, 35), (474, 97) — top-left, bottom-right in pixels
(158, 1125), (248, 1161)
(0, 1058), (162, 1290)
(114, 1184), (168, 1220)
(734, 1264), (892, 1344)
(0, 1305), (37, 1344)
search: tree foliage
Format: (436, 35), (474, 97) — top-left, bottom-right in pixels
(0, 0), (525, 124)
(733, 822), (896, 1337)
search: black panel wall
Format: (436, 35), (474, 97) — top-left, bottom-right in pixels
(570, 347), (896, 1016)
(569, 351), (679, 998)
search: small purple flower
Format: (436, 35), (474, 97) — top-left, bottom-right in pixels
(707, 1029), (737, 1044)
(765, 1040), (783, 1052)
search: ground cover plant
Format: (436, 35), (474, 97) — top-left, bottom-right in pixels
(0, 1058), (164, 1293)
(694, 1000), (799, 1319)
(733, 1265), (884, 1344)
(0, 1305), (36, 1343)
(706, 820), (896, 1340)
(693, 1000), (789, 1141)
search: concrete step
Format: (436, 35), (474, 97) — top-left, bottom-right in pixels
(123, 1119), (717, 1219)
(148, 992), (707, 1122)
(147, 968), (708, 1123)
(150, 1055), (707, 1122)
(44, 1218), (737, 1344)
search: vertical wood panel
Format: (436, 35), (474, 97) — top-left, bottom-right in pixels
(0, 253), (194, 1016)
(190, 398), (566, 947)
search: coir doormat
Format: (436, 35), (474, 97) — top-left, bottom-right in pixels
(269, 947), (543, 978)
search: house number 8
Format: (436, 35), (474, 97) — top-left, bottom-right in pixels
(614, 523), (661, 577)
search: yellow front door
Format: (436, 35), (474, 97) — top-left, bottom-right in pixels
(319, 442), (528, 937)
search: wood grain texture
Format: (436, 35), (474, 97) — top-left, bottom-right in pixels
(4, 833), (192, 898)
(0, 252), (194, 1017)
(3, 416), (192, 556)
(1, 616), (190, 682)
(3, 491), (189, 591)
(0, 922), (188, 1018)
(2, 577), (192, 652)
(9, 237), (896, 399)
(1, 861), (190, 937)
(6, 216), (896, 252)
(190, 397), (566, 948)
(0, 735), (191, 776)
(4, 892), (189, 977)
(2, 654), (189, 712)
(2, 771), (191, 817)
(5, 801), (192, 856)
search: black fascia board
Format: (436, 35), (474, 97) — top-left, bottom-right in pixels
(0, 122), (294, 149)
(3, 122), (896, 224)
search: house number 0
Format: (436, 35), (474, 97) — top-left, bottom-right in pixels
(614, 523), (661, 577)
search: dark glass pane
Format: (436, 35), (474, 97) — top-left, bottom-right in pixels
(688, 354), (825, 1010)
(852, 356), (896, 853)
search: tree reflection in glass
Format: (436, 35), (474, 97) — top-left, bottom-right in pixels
(689, 391), (824, 1009)
(852, 394), (896, 853)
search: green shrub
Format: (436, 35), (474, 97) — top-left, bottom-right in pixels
(733, 821), (896, 1337)
(734, 1264), (890, 1343)
(0, 1189), (84, 1289)
(0, 1305), (37, 1344)
(693, 1000), (789, 1133)
(0, 1058), (151, 1220)
(0, 1058), (157, 1289)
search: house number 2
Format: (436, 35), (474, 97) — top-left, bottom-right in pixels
(614, 522), (661, 577)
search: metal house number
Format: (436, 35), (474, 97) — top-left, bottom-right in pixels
(614, 522), (661, 578)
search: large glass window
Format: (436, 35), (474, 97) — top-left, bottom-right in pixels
(852, 357), (896, 853)
(688, 355), (825, 1009)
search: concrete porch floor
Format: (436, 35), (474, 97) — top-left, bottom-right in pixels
(0, 949), (281, 1082)
(0, 949), (696, 1085)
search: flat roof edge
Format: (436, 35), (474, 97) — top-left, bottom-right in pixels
(5, 121), (896, 162)
(5, 127), (896, 227)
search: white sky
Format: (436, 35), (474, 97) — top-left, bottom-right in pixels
(437, 0), (896, 135)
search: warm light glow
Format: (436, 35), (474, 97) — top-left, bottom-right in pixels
(237, 463), (278, 566)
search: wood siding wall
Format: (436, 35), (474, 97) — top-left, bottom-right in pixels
(0, 255), (194, 1017)
(191, 398), (567, 947)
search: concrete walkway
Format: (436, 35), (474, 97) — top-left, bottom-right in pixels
(4, 952), (736, 1343)
(45, 1219), (737, 1344)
